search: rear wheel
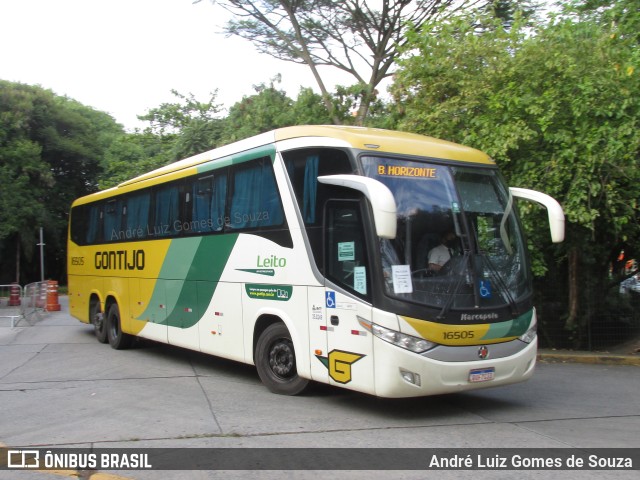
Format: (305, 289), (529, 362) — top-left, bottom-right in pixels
(255, 323), (308, 395)
(91, 300), (107, 344)
(106, 303), (133, 350)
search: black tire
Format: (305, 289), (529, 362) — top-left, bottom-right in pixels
(255, 323), (309, 395)
(91, 300), (107, 344)
(106, 303), (133, 350)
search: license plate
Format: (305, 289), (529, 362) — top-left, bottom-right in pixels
(469, 367), (495, 383)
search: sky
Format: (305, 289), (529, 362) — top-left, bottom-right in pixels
(0, 0), (340, 131)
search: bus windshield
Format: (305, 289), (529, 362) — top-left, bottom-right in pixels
(361, 156), (532, 315)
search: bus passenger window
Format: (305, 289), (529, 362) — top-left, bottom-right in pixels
(123, 192), (150, 240)
(192, 173), (227, 233)
(155, 185), (181, 237)
(86, 204), (103, 245)
(104, 199), (124, 242)
(228, 158), (284, 231)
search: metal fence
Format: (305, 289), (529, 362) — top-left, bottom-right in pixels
(0, 282), (48, 328)
(535, 281), (640, 353)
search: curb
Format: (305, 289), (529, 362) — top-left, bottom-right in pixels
(537, 350), (640, 366)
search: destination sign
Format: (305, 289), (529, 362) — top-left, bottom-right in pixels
(377, 164), (438, 178)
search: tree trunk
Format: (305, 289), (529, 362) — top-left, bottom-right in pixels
(15, 234), (21, 284)
(354, 93), (371, 127)
(565, 247), (579, 330)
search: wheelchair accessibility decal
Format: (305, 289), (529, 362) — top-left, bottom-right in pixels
(316, 349), (365, 384)
(479, 280), (492, 299)
(326, 291), (336, 308)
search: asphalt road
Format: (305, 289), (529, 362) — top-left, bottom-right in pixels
(1, 297), (638, 480)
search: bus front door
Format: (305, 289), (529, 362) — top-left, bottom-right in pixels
(322, 200), (375, 394)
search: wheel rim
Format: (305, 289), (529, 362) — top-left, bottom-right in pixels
(109, 312), (119, 339)
(268, 338), (295, 379)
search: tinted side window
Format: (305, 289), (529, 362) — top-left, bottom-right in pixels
(191, 173), (227, 233)
(70, 203), (102, 246)
(283, 148), (354, 227)
(123, 191), (151, 240)
(283, 148), (354, 270)
(104, 199), (124, 242)
(228, 157), (284, 231)
(153, 183), (182, 237)
(70, 157), (290, 245)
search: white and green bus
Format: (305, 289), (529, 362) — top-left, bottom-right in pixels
(68, 126), (564, 398)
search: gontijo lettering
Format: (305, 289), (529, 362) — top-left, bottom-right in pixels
(95, 250), (145, 270)
(377, 164), (437, 178)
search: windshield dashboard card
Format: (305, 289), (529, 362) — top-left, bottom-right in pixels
(469, 367), (495, 383)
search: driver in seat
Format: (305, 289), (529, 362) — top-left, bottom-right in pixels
(428, 231), (457, 272)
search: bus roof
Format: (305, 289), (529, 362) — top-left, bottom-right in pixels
(109, 126), (494, 193)
(274, 126), (494, 165)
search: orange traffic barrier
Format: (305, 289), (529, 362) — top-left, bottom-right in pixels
(8, 283), (21, 306)
(46, 280), (61, 312)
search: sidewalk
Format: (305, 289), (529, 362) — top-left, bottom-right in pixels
(537, 349), (640, 366)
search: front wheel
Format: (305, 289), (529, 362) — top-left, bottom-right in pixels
(106, 303), (133, 350)
(255, 323), (308, 395)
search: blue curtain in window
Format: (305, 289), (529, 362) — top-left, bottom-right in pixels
(192, 174), (227, 233)
(193, 177), (213, 233)
(104, 200), (123, 241)
(126, 193), (150, 237)
(155, 186), (180, 235)
(86, 205), (101, 244)
(211, 173), (227, 231)
(230, 159), (283, 230)
(303, 154), (319, 224)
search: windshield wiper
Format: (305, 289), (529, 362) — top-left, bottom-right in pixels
(436, 250), (471, 321)
(480, 252), (520, 316)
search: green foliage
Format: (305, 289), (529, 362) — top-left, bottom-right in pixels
(391, 2), (640, 344)
(136, 89), (225, 162)
(288, 87), (334, 126)
(138, 89), (222, 136)
(393, 6), (640, 250)
(220, 78), (295, 143)
(0, 80), (123, 282)
(99, 132), (172, 189)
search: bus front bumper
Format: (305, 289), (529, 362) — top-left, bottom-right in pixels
(372, 336), (537, 398)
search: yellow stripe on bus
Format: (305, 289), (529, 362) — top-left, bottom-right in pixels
(401, 316), (519, 346)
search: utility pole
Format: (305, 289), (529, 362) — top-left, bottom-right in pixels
(37, 227), (45, 282)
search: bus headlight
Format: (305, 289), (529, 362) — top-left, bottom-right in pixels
(358, 317), (435, 353)
(518, 321), (537, 344)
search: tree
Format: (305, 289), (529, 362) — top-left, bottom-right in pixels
(99, 132), (172, 189)
(0, 81), (123, 283)
(288, 86), (334, 125)
(220, 76), (297, 143)
(391, 4), (640, 347)
(137, 89), (225, 161)
(201, 0), (492, 125)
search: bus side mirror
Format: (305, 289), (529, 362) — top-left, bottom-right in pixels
(318, 175), (397, 239)
(510, 187), (565, 243)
